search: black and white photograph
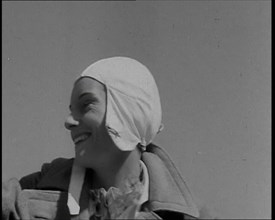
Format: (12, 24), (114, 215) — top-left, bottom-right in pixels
(2, 1), (271, 219)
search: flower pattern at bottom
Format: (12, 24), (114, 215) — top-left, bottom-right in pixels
(88, 176), (143, 220)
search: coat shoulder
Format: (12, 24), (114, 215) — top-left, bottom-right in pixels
(20, 158), (73, 190)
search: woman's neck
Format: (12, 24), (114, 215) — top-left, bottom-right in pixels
(91, 148), (141, 190)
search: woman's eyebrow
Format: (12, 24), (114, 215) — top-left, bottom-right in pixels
(69, 93), (97, 111)
(78, 92), (96, 100)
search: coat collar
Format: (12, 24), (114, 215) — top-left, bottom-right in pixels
(141, 144), (199, 218)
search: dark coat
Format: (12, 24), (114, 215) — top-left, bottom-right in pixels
(3, 144), (199, 220)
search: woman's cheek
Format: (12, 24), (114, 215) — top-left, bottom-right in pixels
(83, 114), (101, 129)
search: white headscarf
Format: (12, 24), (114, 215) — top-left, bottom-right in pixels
(76, 57), (163, 151)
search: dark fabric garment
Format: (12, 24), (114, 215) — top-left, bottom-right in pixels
(4, 144), (199, 220)
(20, 158), (74, 191)
(141, 144), (198, 218)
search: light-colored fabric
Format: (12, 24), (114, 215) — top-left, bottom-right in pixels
(139, 160), (149, 206)
(77, 57), (163, 151)
(16, 190), (70, 220)
(2, 179), (71, 220)
(67, 160), (149, 217)
(2, 178), (21, 220)
(67, 162), (85, 215)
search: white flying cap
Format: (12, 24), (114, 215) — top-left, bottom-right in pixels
(77, 57), (163, 151)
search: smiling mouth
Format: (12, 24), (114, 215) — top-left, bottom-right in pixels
(73, 133), (91, 145)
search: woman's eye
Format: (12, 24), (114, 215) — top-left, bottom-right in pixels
(81, 100), (96, 111)
(82, 102), (92, 108)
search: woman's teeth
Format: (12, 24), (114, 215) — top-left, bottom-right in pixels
(74, 134), (91, 144)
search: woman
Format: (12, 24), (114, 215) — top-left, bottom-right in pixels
(2, 57), (199, 219)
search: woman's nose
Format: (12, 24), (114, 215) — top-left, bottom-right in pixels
(64, 114), (79, 130)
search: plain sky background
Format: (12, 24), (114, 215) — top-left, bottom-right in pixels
(2, 1), (271, 219)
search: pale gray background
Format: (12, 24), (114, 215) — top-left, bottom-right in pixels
(2, 1), (271, 219)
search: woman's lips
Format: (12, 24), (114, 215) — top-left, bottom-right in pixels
(73, 133), (91, 145)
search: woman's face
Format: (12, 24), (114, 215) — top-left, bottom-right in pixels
(65, 77), (119, 168)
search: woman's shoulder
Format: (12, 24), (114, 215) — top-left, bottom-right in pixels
(42, 157), (74, 171)
(20, 157), (74, 190)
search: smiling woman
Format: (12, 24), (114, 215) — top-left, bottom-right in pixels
(2, 57), (199, 220)
(65, 78), (118, 171)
